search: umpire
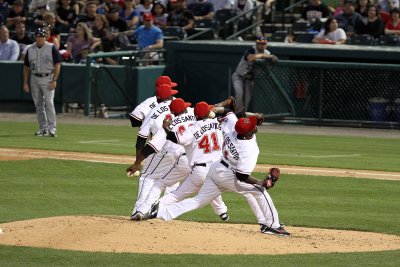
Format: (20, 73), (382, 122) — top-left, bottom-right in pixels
(23, 28), (61, 137)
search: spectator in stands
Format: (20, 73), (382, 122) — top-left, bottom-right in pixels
(74, 1), (98, 31)
(355, 0), (371, 17)
(377, 0), (399, 23)
(66, 22), (93, 62)
(91, 14), (111, 51)
(109, 5), (128, 34)
(44, 12), (61, 46)
(44, 24), (60, 49)
(11, 20), (34, 60)
(209, 0), (232, 11)
(0, 0), (9, 19)
(6, 0), (26, 29)
(312, 17), (347, 44)
(233, 0), (254, 21)
(151, 1), (168, 28)
(29, 0), (58, 14)
(0, 25), (19, 61)
(33, 5), (48, 28)
(56, 0), (77, 32)
(167, 0), (195, 35)
(124, 12), (163, 64)
(385, 7), (400, 35)
(119, 0), (140, 29)
(188, 0), (214, 21)
(232, 37), (276, 112)
(136, 0), (153, 19)
(301, 0), (332, 22)
(335, 0), (364, 37)
(333, 0), (345, 16)
(377, 0), (399, 14)
(356, 5), (385, 37)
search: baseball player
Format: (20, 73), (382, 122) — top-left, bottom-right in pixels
(128, 84), (181, 220)
(155, 101), (230, 221)
(129, 76), (177, 128)
(146, 111), (290, 236)
(23, 27), (61, 137)
(232, 36), (277, 112)
(128, 98), (198, 220)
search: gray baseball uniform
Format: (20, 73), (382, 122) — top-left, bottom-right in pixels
(232, 46), (270, 111)
(24, 42), (61, 134)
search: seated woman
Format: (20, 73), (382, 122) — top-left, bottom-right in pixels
(119, 0), (140, 29)
(312, 17), (347, 44)
(66, 22), (94, 63)
(385, 8), (400, 36)
(356, 5), (385, 38)
(151, 1), (168, 28)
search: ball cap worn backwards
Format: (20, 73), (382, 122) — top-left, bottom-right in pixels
(170, 98), (191, 115)
(156, 84), (178, 101)
(155, 76), (177, 88)
(194, 101), (213, 118)
(235, 116), (258, 135)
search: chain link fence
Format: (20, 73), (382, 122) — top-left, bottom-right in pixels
(253, 60), (400, 127)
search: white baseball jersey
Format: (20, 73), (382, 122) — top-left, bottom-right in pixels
(147, 108), (197, 156)
(176, 118), (223, 166)
(129, 96), (158, 122)
(219, 112), (259, 174)
(137, 100), (172, 139)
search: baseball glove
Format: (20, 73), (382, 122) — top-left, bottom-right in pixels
(255, 113), (264, 125)
(262, 167), (280, 189)
(270, 55), (278, 65)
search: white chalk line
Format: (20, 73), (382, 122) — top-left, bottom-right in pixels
(270, 153), (361, 158)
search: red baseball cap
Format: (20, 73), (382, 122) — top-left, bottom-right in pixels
(143, 12), (153, 21)
(170, 98), (191, 115)
(235, 116), (257, 135)
(194, 101), (213, 118)
(156, 84), (178, 100)
(155, 75), (177, 88)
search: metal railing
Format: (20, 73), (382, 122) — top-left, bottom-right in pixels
(83, 50), (165, 116)
(225, 4), (264, 40)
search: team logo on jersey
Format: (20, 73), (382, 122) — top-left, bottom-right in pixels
(178, 125), (186, 135)
(42, 55), (51, 64)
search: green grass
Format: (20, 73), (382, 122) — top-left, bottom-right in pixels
(1, 121), (399, 171)
(0, 245), (399, 267)
(1, 160), (399, 235)
(0, 121), (399, 266)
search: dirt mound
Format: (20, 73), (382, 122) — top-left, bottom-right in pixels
(1, 216), (399, 254)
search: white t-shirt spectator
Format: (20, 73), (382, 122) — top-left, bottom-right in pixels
(315, 28), (346, 42)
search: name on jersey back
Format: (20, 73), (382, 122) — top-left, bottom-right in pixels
(151, 106), (169, 119)
(193, 122), (221, 140)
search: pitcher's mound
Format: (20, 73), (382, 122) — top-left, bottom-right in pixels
(1, 215), (399, 254)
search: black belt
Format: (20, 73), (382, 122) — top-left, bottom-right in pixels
(34, 73), (51, 77)
(220, 160), (229, 168)
(193, 163), (206, 167)
(182, 153), (186, 156)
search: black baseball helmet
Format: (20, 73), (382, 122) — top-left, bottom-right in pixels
(35, 28), (46, 37)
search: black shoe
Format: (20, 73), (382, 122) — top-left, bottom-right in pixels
(261, 226), (290, 236)
(219, 212), (229, 222)
(143, 201), (159, 220)
(130, 211), (144, 221)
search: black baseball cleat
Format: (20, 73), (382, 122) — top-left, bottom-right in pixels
(219, 212), (229, 222)
(143, 201), (159, 220)
(261, 225), (290, 236)
(130, 211), (144, 221)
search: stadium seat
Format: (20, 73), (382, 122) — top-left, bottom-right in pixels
(295, 32), (314, 43)
(270, 31), (288, 42)
(375, 35), (400, 46)
(163, 26), (185, 40)
(349, 34), (375, 46)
